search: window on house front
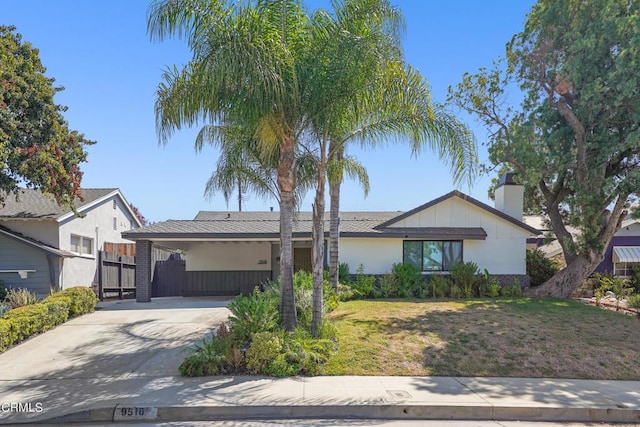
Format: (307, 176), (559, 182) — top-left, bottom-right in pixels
(614, 262), (640, 277)
(113, 217), (117, 231)
(403, 241), (463, 272)
(113, 199), (117, 210)
(70, 235), (94, 256)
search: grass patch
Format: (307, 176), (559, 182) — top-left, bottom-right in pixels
(323, 298), (640, 379)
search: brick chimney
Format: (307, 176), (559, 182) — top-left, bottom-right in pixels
(494, 172), (524, 220)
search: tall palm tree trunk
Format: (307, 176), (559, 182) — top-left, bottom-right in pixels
(311, 160), (326, 337)
(328, 145), (343, 291)
(278, 135), (297, 331)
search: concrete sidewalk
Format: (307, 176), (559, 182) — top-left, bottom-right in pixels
(2, 375), (640, 424)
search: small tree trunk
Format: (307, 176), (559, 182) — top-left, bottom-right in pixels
(278, 136), (297, 331)
(311, 162), (326, 337)
(526, 255), (600, 298)
(329, 174), (341, 291)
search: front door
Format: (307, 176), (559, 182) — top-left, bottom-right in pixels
(293, 247), (312, 272)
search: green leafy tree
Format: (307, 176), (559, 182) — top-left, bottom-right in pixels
(449, 0), (640, 297)
(0, 25), (93, 207)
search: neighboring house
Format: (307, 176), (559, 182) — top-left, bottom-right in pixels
(524, 214), (640, 278)
(0, 188), (142, 296)
(124, 175), (539, 300)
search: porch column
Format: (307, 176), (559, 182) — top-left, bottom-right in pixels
(136, 240), (152, 302)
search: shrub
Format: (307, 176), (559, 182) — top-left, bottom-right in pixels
(449, 284), (462, 299)
(427, 275), (449, 298)
(450, 261), (480, 298)
(227, 290), (279, 345)
(486, 282), (501, 298)
(0, 280), (6, 301)
(351, 264), (375, 298)
(482, 269), (502, 298)
(391, 263), (424, 298)
(0, 303), (9, 317)
(0, 286), (97, 353)
(46, 287), (97, 317)
(501, 280), (523, 297)
(5, 288), (38, 310)
(245, 331), (285, 375)
(179, 334), (233, 377)
(594, 273), (634, 310)
(338, 262), (351, 284)
(335, 284), (356, 302)
(374, 273), (397, 298)
(628, 294), (640, 317)
(526, 249), (559, 287)
(284, 329), (335, 376)
(629, 266), (640, 294)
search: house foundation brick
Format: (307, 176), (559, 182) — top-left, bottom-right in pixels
(135, 240), (152, 302)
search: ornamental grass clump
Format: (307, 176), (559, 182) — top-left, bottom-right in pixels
(5, 288), (38, 310)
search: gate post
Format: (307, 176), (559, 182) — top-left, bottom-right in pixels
(135, 240), (152, 302)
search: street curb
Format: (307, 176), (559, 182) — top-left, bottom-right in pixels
(26, 404), (640, 425)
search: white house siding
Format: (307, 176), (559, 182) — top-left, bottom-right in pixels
(367, 197), (530, 275)
(340, 238), (403, 275)
(0, 234), (54, 297)
(186, 241), (271, 272)
(58, 195), (137, 288)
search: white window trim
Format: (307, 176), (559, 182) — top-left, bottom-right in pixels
(70, 234), (95, 258)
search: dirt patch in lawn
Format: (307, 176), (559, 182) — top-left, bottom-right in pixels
(323, 298), (640, 379)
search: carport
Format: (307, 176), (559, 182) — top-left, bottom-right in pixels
(121, 213), (318, 302)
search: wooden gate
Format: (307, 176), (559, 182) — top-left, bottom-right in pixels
(98, 251), (136, 299)
(152, 256), (187, 297)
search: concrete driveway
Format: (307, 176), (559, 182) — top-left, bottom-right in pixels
(0, 297), (230, 424)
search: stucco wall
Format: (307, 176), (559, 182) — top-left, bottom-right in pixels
(186, 241), (272, 272)
(342, 197), (530, 275)
(340, 238), (403, 275)
(58, 194), (137, 287)
(0, 234), (55, 297)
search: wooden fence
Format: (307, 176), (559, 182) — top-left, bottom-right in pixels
(103, 242), (136, 256)
(98, 244), (179, 300)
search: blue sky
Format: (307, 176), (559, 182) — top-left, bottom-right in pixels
(3, 0), (535, 222)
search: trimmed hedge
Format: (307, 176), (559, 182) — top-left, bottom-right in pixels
(0, 286), (97, 353)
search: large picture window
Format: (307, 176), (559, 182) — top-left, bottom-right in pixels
(403, 241), (462, 272)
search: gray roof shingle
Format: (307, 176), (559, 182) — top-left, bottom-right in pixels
(123, 191), (539, 241)
(124, 212), (486, 240)
(0, 188), (117, 219)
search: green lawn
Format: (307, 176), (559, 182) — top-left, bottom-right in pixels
(323, 298), (640, 379)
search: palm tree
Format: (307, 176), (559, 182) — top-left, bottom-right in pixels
(203, 123), (316, 210)
(148, 0), (311, 330)
(303, 0), (477, 334)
